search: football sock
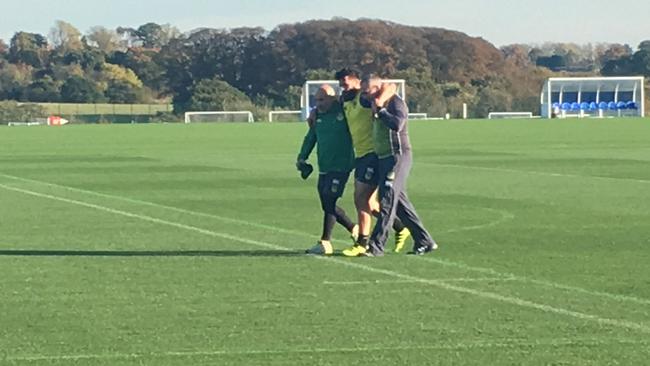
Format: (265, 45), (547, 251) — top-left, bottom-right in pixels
(335, 206), (355, 232)
(393, 218), (406, 232)
(357, 234), (370, 247)
(322, 213), (336, 241)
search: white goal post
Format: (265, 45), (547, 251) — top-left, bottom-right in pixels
(268, 110), (301, 122)
(184, 111), (254, 123)
(488, 112), (534, 119)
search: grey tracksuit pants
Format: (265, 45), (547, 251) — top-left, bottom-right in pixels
(367, 151), (436, 255)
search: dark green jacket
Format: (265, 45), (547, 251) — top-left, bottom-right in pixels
(298, 103), (354, 173)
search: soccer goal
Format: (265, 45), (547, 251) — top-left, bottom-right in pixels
(7, 121), (47, 127)
(488, 112), (534, 119)
(268, 110), (301, 122)
(7, 117), (50, 127)
(408, 113), (429, 120)
(302, 79), (406, 120)
(184, 111), (254, 123)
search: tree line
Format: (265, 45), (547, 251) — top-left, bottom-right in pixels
(1, 18), (648, 119)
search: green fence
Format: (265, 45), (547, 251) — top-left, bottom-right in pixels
(26, 103), (176, 124)
(36, 103), (172, 116)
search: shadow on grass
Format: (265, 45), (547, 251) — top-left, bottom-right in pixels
(0, 249), (303, 258)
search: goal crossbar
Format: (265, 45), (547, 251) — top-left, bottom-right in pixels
(7, 121), (47, 127)
(408, 113), (429, 120)
(488, 112), (534, 119)
(268, 110), (301, 122)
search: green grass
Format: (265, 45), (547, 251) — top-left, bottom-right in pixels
(1, 119), (649, 365)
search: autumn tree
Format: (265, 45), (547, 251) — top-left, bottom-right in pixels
(49, 20), (83, 52)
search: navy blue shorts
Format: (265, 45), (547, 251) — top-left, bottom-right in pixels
(317, 172), (350, 198)
(354, 153), (379, 186)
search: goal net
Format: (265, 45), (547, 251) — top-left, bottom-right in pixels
(302, 79), (406, 119)
(269, 110), (301, 122)
(488, 112), (534, 119)
(184, 111), (254, 123)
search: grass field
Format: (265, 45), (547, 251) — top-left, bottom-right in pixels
(1, 119), (649, 365)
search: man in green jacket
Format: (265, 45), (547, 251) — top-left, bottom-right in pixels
(297, 85), (357, 255)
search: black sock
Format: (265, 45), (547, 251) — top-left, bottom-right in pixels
(357, 235), (370, 247)
(322, 213), (336, 241)
(392, 217), (406, 232)
(335, 206), (355, 232)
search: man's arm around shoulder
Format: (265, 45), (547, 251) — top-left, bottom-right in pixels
(376, 96), (408, 131)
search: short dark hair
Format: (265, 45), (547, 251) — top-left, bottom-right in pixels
(335, 68), (361, 80)
(361, 73), (382, 84)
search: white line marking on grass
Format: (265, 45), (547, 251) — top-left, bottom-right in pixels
(0, 172), (319, 240)
(2, 183), (650, 335)
(0, 183), (287, 252)
(2, 172), (648, 308)
(323, 279), (419, 285)
(415, 256), (650, 307)
(443, 207), (514, 234)
(318, 257), (650, 334)
(323, 277), (516, 286)
(6, 338), (649, 363)
(0, 173), (510, 238)
(419, 162), (650, 185)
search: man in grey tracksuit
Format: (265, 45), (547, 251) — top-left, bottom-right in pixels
(364, 76), (437, 256)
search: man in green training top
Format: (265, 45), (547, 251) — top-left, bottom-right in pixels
(356, 74), (438, 257)
(297, 85), (357, 255)
(332, 68), (412, 257)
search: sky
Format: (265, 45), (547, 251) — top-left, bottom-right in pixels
(1, 0), (649, 48)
